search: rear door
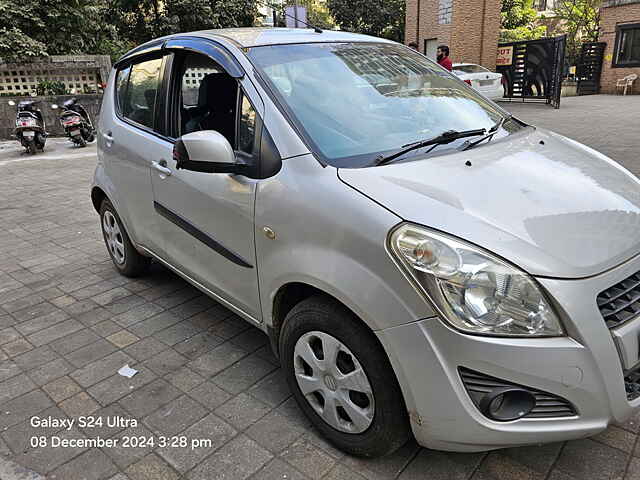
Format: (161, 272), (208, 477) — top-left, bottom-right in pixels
(149, 45), (263, 322)
(101, 53), (171, 251)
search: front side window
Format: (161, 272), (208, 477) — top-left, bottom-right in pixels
(238, 93), (257, 155)
(122, 57), (163, 129)
(249, 42), (512, 168)
(615, 24), (640, 67)
(177, 53), (238, 146)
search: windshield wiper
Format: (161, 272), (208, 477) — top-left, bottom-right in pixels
(373, 128), (486, 166)
(458, 114), (512, 152)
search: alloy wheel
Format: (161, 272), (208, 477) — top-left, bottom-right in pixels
(102, 211), (126, 265)
(293, 331), (375, 434)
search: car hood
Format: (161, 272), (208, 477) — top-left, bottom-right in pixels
(338, 128), (640, 279)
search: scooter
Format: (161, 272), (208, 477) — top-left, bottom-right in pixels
(52, 98), (95, 147)
(8, 99), (47, 154)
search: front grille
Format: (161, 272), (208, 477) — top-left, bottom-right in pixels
(597, 271), (640, 329)
(459, 367), (577, 419)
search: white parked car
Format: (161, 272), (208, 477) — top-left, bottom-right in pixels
(453, 63), (504, 100)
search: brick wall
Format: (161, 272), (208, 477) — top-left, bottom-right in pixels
(451, 0), (501, 70)
(405, 0), (501, 70)
(0, 94), (103, 139)
(406, 0), (453, 57)
(599, 1), (640, 94)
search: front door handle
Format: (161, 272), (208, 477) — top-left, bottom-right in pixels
(152, 161), (172, 177)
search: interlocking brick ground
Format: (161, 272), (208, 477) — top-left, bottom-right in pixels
(0, 95), (639, 479)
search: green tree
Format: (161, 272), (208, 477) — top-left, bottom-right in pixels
(0, 0), (258, 62)
(553, 0), (600, 66)
(500, 0), (547, 42)
(0, 0), (129, 62)
(279, 0), (336, 30)
(326, 0), (405, 41)
(0, 28), (48, 62)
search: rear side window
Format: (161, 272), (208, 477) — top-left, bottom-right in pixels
(116, 57), (163, 129)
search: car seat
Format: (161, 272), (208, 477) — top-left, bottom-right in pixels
(184, 73), (237, 144)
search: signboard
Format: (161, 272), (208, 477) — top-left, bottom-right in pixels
(496, 46), (514, 66)
(285, 5), (307, 28)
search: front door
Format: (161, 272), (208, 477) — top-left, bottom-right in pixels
(150, 51), (262, 322)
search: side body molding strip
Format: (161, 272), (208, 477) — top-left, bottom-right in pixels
(153, 201), (253, 269)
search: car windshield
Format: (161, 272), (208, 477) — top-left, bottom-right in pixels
(249, 42), (516, 168)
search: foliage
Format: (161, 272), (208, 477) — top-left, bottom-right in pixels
(0, 0), (131, 62)
(0, 0), (258, 63)
(553, 0), (600, 65)
(0, 28), (48, 62)
(500, 0), (547, 42)
(326, 0), (405, 42)
(278, 0), (336, 30)
(36, 80), (67, 96)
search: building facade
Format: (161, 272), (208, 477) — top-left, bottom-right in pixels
(599, 0), (640, 94)
(405, 0), (502, 70)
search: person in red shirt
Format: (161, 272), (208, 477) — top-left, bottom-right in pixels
(437, 45), (453, 71)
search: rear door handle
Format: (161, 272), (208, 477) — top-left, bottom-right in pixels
(102, 131), (114, 146)
(152, 161), (172, 177)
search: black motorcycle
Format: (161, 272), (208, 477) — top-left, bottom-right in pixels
(52, 98), (95, 147)
(8, 99), (47, 154)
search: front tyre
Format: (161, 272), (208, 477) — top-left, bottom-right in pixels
(99, 199), (150, 277)
(280, 295), (411, 457)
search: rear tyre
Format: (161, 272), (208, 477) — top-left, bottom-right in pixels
(27, 141), (36, 155)
(280, 295), (411, 457)
(99, 199), (150, 277)
(78, 135), (87, 147)
(87, 132), (95, 143)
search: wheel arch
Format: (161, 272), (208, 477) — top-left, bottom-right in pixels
(91, 186), (107, 213)
(269, 281), (378, 361)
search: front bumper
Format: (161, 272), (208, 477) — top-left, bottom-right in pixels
(377, 253), (640, 452)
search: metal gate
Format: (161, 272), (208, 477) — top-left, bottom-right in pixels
(497, 35), (566, 109)
(576, 42), (606, 96)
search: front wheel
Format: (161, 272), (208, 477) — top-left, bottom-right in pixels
(99, 199), (150, 277)
(280, 295), (411, 457)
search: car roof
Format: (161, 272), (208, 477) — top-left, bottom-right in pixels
(195, 27), (393, 48)
(115, 28), (397, 68)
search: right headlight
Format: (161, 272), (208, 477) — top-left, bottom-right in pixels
(388, 223), (564, 337)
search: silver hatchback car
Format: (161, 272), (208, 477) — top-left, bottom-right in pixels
(93, 28), (640, 457)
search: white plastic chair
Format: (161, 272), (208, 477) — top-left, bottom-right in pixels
(616, 74), (638, 95)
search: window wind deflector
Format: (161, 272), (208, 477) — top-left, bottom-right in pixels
(373, 128), (486, 167)
(164, 38), (245, 78)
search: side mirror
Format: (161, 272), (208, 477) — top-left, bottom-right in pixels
(174, 130), (243, 174)
(51, 104), (59, 110)
(8, 100), (15, 106)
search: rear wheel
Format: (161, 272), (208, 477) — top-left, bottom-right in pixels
(99, 199), (150, 277)
(27, 141), (36, 155)
(78, 135), (87, 147)
(280, 295), (411, 457)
